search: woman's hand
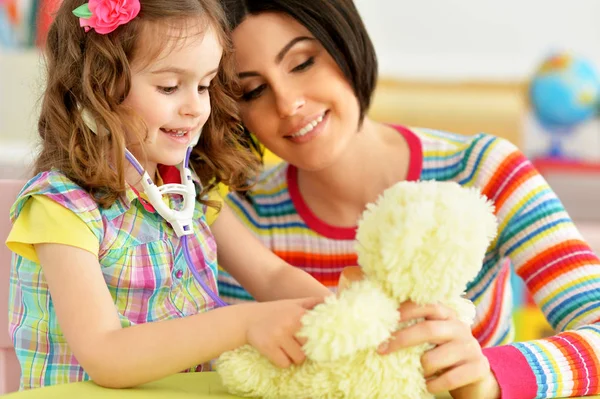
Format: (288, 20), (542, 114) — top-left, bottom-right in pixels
(246, 297), (324, 368)
(377, 302), (500, 399)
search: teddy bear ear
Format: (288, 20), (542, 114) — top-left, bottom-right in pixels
(355, 181), (497, 304)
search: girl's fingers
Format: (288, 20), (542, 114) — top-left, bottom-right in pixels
(296, 334), (308, 347)
(268, 346), (293, 368)
(280, 338), (306, 366)
(298, 296), (325, 310)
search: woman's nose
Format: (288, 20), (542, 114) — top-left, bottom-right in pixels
(274, 89), (305, 118)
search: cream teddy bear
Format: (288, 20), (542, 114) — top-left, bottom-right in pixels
(216, 180), (497, 399)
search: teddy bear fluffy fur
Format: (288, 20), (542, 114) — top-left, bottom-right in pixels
(216, 180), (498, 399)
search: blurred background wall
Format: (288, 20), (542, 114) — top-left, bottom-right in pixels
(356, 0), (600, 159)
(358, 0), (600, 81)
(3, 0), (600, 168)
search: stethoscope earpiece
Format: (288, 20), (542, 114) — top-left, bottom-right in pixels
(79, 106), (110, 136)
(190, 128), (202, 147)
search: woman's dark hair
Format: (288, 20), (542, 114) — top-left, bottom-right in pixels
(221, 0), (378, 124)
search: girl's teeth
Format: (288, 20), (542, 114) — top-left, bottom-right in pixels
(291, 114), (325, 138)
(163, 128), (187, 137)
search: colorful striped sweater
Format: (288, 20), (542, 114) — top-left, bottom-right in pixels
(218, 126), (600, 399)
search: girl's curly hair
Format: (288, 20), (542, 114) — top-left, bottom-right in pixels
(36, 0), (260, 208)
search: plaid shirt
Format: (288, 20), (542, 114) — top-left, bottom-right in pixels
(8, 170), (219, 389)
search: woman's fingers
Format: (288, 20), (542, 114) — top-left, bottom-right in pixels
(398, 302), (457, 321)
(421, 339), (481, 378)
(425, 356), (490, 394)
(373, 301), (494, 397)
(379, 318), (469, 353)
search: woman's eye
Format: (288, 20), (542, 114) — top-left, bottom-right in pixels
(198, 85), (210, 94)
(291, 57), (315, 72)
(242, 84), (266, 102)
(158, 86), (178, 95)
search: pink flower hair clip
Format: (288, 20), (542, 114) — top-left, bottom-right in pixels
(72, 0), (141, 35)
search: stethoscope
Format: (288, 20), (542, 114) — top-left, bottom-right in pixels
(124, 147), (228, 308)
(81, 107), (227, 308)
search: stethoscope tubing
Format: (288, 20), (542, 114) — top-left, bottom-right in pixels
(125, 147), (228, 308)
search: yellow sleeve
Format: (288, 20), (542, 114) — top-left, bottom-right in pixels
(6, 195), (100, 263)
(205, 188), (224, 226)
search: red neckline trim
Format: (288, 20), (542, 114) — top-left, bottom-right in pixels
(287, 125), (423, 239)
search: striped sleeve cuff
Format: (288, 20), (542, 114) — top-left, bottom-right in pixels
(483, 345), (537, 399)
(511, 328), (600, 398)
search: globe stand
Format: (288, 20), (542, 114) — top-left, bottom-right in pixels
(546, 127), (573, 159)
(535, 118), (578, 161)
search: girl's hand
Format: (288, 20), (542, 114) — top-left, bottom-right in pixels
(246, 297), (324, 368)
(377, 302), (500, 399)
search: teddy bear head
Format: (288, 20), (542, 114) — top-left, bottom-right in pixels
(354, 181), (498, 305)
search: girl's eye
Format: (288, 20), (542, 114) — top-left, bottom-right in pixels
(291, 56), (315, 72)
(241, 84), (266, 102)
(158, 86), (178, 95)
(198, 85), (210, 94)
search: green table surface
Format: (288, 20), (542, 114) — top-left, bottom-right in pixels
(6, 372), (600, 398)
(4, 372), (452, 398)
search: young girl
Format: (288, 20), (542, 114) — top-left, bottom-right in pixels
(5, 0), (331, 390)
(217, 0), (600, 398)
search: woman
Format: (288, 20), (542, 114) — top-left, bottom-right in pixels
(216, 0), (600, 398)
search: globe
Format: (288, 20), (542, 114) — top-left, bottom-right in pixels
(529, 53), (600, 157)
